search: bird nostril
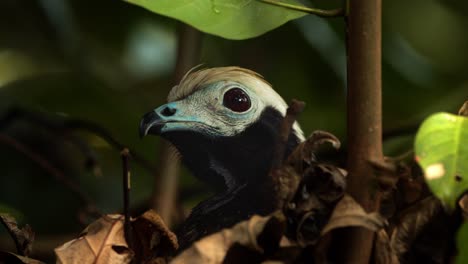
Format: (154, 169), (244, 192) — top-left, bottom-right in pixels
(161, 106), (177, 117)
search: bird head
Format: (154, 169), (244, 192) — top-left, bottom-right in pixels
(140, 67), (304, 190)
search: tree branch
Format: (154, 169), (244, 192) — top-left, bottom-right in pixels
(337, 0), (383, 262)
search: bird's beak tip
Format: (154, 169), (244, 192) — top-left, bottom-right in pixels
(139, 111), (161, 138)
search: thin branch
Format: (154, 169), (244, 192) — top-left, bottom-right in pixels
(120, 148), (133, 248)
(0, 133), (100, 217)
(258, 0), (344, 17)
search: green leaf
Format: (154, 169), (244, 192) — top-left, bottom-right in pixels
(123, 0), (307, 40)
(415, 112), (468, 209)
(456, 222), (468, 264)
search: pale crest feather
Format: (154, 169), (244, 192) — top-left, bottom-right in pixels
(167, 66), (305, 141)
(167, 66), (271, 102)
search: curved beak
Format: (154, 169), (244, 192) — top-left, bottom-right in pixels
(140, 102), (204, 138)
(139, 110), (164, 138)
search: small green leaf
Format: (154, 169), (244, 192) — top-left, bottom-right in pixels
(123, 0), (307, 40)
(456, 222), (468, 264)
(415, 112), (468, 209)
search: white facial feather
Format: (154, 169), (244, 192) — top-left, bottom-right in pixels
(166, 66), (305, 141)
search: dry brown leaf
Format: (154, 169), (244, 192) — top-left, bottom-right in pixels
(374, 229), (399, 264)
(287, 130), (341, 173)
(171, 213), (285, 264)
(321, 195), (387, 235)
(0, 214), (35, 256)
(271, 166), (302, 209)
(459, 194), (468, 219)
(390, 196), (442, 259)
(132, 209), (178, 263)
(458, 100), (468, 116)
(55, 214), (133, 264)
(0, 251), (45, 264)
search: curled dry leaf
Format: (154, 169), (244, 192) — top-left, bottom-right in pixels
(55, 210), (177, 264)
(287, 130), (341, 173)
(390, 196), (443, 260)
(0, 213), (35, 257)
(458, 101), (468, 116)
(302, 164), (346, 204)
(55, 214), (133, 264)
(271, 166), (302, 209)
(285, 163), (346, 246)
(0, 251), (45, 264)
(374, 229), (399, 264)
(131, 209), (178, 263)
(321, 195), (387, 235)
(459, 194), (468, 219)
(172, 212), (285, 264)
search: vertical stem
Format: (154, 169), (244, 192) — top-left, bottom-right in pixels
(121, 148), (132, 246)
(340, 0), (383, 262)
(151, 24), (202, 226)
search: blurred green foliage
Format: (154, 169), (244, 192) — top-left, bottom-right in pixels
(0, 0), (467, 258)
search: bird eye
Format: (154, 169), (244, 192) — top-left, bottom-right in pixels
(223, 88), (251, 112)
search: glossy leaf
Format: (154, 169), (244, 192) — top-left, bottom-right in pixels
(415, 112), (468, 208)
(123, 0), (307, 40)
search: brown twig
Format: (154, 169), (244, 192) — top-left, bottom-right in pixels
(0, 133), (99, 217)
(271, 99), (305, 170)
(120, 148), (133, 247)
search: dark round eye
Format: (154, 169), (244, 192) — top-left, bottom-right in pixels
(223, 88), (251, 112)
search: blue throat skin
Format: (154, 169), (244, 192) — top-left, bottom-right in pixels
(140, 106), (301, 250)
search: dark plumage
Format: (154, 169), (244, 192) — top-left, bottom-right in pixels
(140, 67), (304, 249)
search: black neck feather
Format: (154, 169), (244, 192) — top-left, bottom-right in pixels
(163, 107), (301, 250)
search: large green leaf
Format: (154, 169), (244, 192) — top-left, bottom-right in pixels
(123, 0), (307, 40)
(415, 112), (468, 209)
(457, 222), (468, 264)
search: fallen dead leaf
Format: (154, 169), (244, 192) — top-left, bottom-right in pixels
(302, 164), (346, 204)
(321, 195), (387, 235)
(172, 212), (285, 264)
(131, 209), (178, 263)
(374, 229), (399, 264)
(458, 101), (468, 116)
(0, 214), (35, 257)
(390, 196), (442, 260)
(283, 162), (346, 246)
(287, 130), (341, 173)
(55, 214), (133, 264)
(55, 210), (177, 264)
(458, 194), (468, 220)
(0, 251), (45, 264)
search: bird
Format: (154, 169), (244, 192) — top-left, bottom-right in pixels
(139, 66), (305, 249)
